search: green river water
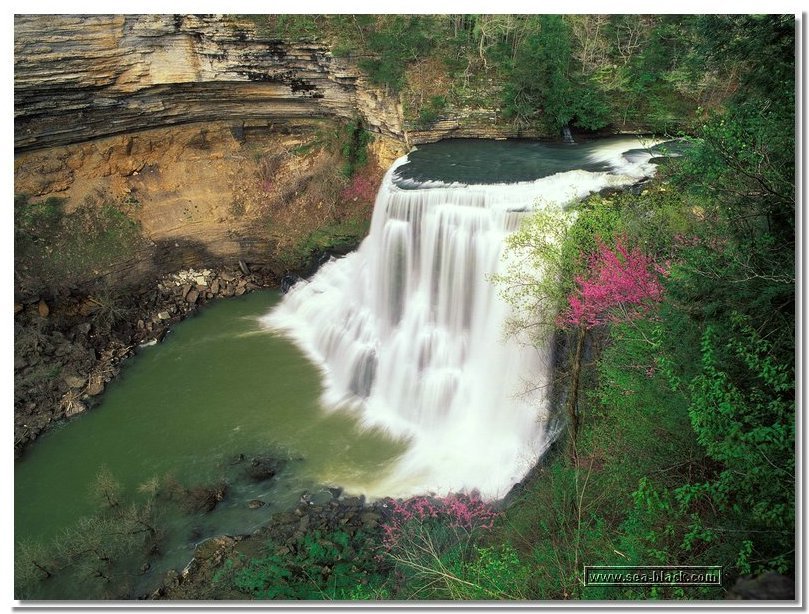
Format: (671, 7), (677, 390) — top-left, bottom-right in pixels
(15, 291), (406, 596)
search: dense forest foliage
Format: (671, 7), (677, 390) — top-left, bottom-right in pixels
(246, 14), (753, 134)
(16, 14), (795, 601)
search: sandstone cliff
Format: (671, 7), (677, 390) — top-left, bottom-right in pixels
(15, 14), (403, 151)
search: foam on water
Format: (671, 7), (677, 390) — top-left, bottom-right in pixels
(261, 137), (662, 499)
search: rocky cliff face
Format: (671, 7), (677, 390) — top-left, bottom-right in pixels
(15, 14), (410, 294)
(14, 14), (403, 152)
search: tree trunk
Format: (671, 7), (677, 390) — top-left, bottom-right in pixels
(567, 325), (586, 461)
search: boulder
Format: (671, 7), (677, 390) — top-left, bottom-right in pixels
(246, 456), (284, 481)
(64, 374), (86, 389)
(193, 536), (235, 561)
(281, 275), (300, 293)
(248, 499), (266, 509)
(184, 483), (228, 513)
(64, 399), (87, 417)
(186, 289), (199, 304)
(85, 373), (105, 396)
(38, 299), (49, 318)
(157, 311), (171, 320)
(210, 279), (220, 295)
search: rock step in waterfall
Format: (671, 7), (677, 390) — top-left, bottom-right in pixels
(262, 137), (665, 500)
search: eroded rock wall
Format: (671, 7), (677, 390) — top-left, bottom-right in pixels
(14, 14), (403, 151)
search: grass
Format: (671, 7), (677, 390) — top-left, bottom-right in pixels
(277, 217), (371, 272)
(15, 194), (146, 293)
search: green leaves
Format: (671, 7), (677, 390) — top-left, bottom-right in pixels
(223, 529), (387, 601)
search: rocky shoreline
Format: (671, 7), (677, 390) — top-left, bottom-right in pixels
(13, 262), (277, 459)
(151, 494), (388, 600)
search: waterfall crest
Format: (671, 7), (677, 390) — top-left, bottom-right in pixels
(262, 138), (662, 499)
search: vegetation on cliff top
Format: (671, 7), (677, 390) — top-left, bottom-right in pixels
(241, 14), (754, 135)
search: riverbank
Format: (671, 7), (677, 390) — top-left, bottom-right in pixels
(14, 263), (278, 458)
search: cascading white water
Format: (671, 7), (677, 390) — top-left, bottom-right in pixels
(262, 137), (663, 500)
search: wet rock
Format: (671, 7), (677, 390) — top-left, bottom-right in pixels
(328, 486), (343, 499)
(234, 287), (246, 297)
(194, 536), (235, 561)
(246, 456), (283, 481)
(281, 274), (300, 293)
(248, 499), (265, 509)
(273, 511), (299, 526)
(184, 482), (228, 513)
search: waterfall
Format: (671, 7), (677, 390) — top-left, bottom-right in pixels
(262, 138), (663, 500)
(562, 124), (575, 144)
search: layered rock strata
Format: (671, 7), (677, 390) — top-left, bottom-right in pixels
(14, 14), (403, 152)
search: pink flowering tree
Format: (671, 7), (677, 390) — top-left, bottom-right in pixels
(559, 236), (666, 453)
(379, 493), (505, 597)
(560, 237), (665, 329)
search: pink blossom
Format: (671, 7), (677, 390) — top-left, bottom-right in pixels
(341, 172), (378, 203)
(560, 236), (665, 329)
(380, 492), (499, 551)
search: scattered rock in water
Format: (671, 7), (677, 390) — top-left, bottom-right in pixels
(183, 482), (228, 513)
(280, 274), (301, 294)
(248, 499), (266, 509)
(246, 456), (284, 481)
(194, 536), (235, 562)
(328, 486), (343, 499)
